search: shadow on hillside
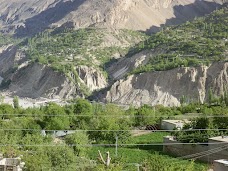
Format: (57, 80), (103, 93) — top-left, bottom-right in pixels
(147, 0), (222, 33)
(15, 0), (85, 37)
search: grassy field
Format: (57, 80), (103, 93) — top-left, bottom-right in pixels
(88, 132), (209, 170)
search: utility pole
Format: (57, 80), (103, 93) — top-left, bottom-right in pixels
(115, 135), (118, 157)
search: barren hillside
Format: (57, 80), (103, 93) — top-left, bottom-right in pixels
(0, 1), (227, 107)
(0, 0), (226, 36)
(103, 62), (228, 107)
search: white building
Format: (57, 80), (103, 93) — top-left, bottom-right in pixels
(0, 155), (25, 171)
(209, 136), (228, 144)
(161, 120), (190, 130)
(213, 159), (228, 171)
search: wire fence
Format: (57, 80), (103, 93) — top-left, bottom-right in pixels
(0, 141), (227, 147)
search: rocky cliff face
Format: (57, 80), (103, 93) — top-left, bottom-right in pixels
(103, 62), (228, 107)
(0, 0), (225, 35)
(0, 45), (18, 74)
(7, 63), (107, 99)
(9, 63), (78, 99)
(108, 50), (154, 80)
(76, 66), (107, 92)
(0, 46), (107, 99)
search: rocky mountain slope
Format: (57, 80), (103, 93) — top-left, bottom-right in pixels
(0, 0), (226, 36)
(0, 28), (146, 98)
(109, 6), (228, 80)
(0, 45), (108, 99)
(0, 1), (227, 107)
(103, 62), (228, 107)
(102, 6), (228, 106)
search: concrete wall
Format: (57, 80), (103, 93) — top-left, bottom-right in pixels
(163, 136), (228, 163)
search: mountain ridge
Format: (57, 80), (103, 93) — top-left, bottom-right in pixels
(0, 1), (227, 107)
(0, 0), (226, 36)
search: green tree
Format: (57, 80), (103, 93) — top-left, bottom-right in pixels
(0, 94), (4, 103)
(73, 99), (92, 115)
(65, 132), (90, 156)
(13, 96), (19, 109)
(134, 105), (156, 127)
(88, 104), (131, 143)
(46, 146), (78, 171)
(0, 104), (15, 119)
(43, 103), (69, 130)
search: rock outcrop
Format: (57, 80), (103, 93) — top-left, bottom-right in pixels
(0, 0), (226, 35)
(76, 65), (107, 92)
(103, 62), (228, 107)
(8, 63), (78, 99)
(5, 63), (107, 99)
(0, 45), (18, 74)
(108, 50), (155, 80)
(0, 42), (108, 99)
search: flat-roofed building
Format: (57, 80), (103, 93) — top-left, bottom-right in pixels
(163, 135), (228, 163)
(213, 159), (228, 171)
(209, 136), (228, 144)
(208, 136), (228, 161)
(161, 119), (190, 130)
(0, 155), (25, 171)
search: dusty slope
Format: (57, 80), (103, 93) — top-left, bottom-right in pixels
(0, 45), (17, 74)
(8, 63), (78, 99)
(0, 0), (225, 35)
(103, 62), (228, 107)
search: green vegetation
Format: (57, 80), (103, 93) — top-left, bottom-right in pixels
(89, 132), (208, 171)
(171, 91), (228, 143)
(17, 28), (147, 96)
(24, 28), (147, 73)
(0, 6), (227, 171)
(129, 7), (228, 75)
(0, 98), (227, 170)
(0, 33), (16, 46)
(173, 116), (228, 143)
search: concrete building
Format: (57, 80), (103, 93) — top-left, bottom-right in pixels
(213, 159), (228, 171)
(41, 130), (76, 138)
(208, 136), (228, 161)
(209, 136), (228, 146)
(163, 135), (228, 163)
(53, 130), (76, 138)
(0, 154), (25, 171)
(161, 120), (190, 130)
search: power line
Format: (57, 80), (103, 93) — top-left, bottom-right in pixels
(0, 142), (227, 147)
(0, 113), (228, 118)
(0, 128), (228, 132)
